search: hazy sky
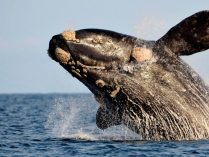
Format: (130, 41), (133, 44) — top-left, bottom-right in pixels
(0, 0), (209, 93)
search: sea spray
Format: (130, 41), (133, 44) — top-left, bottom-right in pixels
(45, 96), (102, 140)
(45, 95), (141, 141)
(45, 98), (79, 138)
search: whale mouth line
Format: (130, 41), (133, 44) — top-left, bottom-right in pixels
(55, 47), (106, 69)
(55, 46), (106, 79)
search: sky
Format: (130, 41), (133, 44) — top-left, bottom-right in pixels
(0, 0), (209, 93)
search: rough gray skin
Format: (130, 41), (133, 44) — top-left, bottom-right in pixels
(48, 11), (209, 140)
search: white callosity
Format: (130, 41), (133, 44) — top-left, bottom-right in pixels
(62, 30), (80, 43)
(131, 46), (153, 62)
(55, 47), (70, 64)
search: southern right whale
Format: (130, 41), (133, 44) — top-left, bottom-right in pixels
(48, 11), (209, 140)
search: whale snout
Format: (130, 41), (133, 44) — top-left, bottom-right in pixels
(48, 35), (71, 64)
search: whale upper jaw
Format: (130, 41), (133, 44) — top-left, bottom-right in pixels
(48, 29), (145, 94)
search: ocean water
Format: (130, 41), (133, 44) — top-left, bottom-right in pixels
(0, 94), (209, 157)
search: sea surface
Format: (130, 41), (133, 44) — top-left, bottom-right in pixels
(0, 94), (209, 157)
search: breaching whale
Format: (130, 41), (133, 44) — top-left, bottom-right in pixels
(48, 11), (209, 140)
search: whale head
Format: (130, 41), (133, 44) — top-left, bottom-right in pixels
(48, 29), (155, 129)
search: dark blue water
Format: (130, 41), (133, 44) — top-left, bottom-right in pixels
(0, 94), (209, 156)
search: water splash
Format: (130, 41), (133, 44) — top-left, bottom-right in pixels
(45, 98), (79, 138)
(45, 96), (141, 141)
